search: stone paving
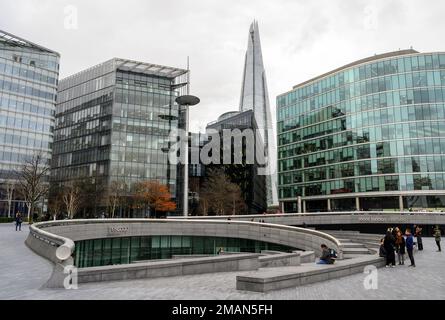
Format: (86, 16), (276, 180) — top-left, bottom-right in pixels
(0, 223), (444, 300)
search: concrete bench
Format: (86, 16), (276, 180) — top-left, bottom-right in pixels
(78, 253), (260, 284)
(236, 255), (385, 292)
(258, 252), (300, 268)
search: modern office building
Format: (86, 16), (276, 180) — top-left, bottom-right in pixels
(0, 30), (60, 217)
(206, 109), (267, 214)
(51, 58), (188, 217)
(239, 20), (278, 207)
(277, 49), (445, 212)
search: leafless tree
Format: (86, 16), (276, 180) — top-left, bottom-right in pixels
(201, 168), (247, 215)
(5, 181), (16, 218)
(62, 183), (81, 219)
(107, 180), (126, 218)
(16, 153), (50, 223)
(48, 188), (63, 221)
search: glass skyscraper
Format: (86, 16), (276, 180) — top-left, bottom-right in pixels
(277, 49), (445, 212)
(51, 58), (188, 217)
(0, 30), (59, 217)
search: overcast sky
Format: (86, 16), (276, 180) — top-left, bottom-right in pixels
(1, 0), (444, 132)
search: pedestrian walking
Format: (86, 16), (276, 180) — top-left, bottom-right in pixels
(433, 225), (442, 252)
(395, 229), (406, 265)
(415, 225), (423, 250)
(15, 212), (23, 231)
(383, 229), (396, 267)
(405, 228), (416, 267)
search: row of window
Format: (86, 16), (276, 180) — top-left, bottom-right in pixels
(0, 132), (51, 150)
(0, 59), (57, 85)
(280, 156), (445, 185)
(54, 118), (111, 142)
(279, 119), (445, 157)
(279, 70), (445, 120)
(279, 173), (445, 198)
(278, 53), (445, 108)
(0, 95), (54, 117)
(0, 112), (53, 133)
(0, 77), (55, 101)
(0, 150), (51, 164)
(280, 105), (445, 146)
(279, 87), (445, 132)
(279, 138), (445, 172)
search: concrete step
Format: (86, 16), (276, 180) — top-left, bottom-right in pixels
(341, 243), (367, 248)
(343, 253), (373, 259)
(337, 238), (353, 243)
(342, 248), (371, 254)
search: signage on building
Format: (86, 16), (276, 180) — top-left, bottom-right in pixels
(108, 226), (129, 234)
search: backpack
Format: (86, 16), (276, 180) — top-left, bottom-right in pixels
(329, 248), (338, 259)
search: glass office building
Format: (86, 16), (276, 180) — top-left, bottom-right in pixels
(0, 30), (59, 217)
(277, 50), (445, 212)
(52, 59), (188, 216)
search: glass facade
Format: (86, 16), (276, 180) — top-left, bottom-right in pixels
(74, 235), (296, 268)
(0, 30), (59, 216)
(51, 59), (187, 216)
(277, 50), (445, 212)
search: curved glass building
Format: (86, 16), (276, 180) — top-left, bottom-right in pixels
(277, 49), (445, 212)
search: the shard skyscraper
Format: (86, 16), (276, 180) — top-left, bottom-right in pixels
(239, 20), (278, 207)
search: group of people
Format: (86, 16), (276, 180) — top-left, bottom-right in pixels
(380, 225), (442, 268)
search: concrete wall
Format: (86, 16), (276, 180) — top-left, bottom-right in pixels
(33, 219), (343, 259)
(181, 212), (445, 226)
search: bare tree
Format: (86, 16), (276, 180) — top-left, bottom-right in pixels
(16, 153), (50, 223)
(107, 180), (126, 218)
(5, 181), (16, 218)
(62, 183), (81, 219)
(201, 168), (247, 215)
(48, 187), (63, 221)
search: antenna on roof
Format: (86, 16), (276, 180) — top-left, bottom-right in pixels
(187, 56), (190, 95)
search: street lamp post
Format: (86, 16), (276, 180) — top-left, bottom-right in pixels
(175, 94), (200, 216)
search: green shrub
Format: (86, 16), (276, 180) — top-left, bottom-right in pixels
(0, 217), (15, 223)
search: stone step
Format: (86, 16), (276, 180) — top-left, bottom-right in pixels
(341, 243), (367, 248)
(343, 253), (373, 259)
(337, 238), (353, 242)
(342, 248), (370, 254)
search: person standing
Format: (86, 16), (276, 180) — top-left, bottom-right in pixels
(383, 229), (396, 267)
(433, 225), (442, 252)
(395, 229), (406, 265)
(15, 212), (23, 231)
(415, 225), (423, 250)
(405, 228), (416, 267)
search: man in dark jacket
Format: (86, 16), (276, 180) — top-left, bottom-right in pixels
(317, 244), (334, 264)
(383, 230), (396, 267)
(405, 228), (416, 267)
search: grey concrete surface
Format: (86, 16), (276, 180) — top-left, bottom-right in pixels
(1, 223), (444, 300)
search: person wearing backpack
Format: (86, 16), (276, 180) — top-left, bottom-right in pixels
(317, 244), (334, 264)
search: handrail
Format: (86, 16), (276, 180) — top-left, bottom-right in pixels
(29, 222), (75, 262)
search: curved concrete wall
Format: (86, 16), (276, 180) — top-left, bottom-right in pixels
(180, 212), (445, 226)
(27, 219), (344, 265)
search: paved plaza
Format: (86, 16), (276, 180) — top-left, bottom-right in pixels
(0, 223), (444, 300)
